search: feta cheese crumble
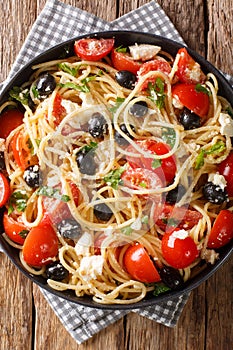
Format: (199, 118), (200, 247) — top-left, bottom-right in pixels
(219, 112), (233, 137)
(129, 44), (161, 61)
(167, 229), (189, 248)
(208, 172), (227, 191)
(79, 255), (104, 281)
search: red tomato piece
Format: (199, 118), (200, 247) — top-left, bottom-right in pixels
(176, 48), (206, 84)
(121, 166), (163, 192)
(69, 181), (81, 206)
(123, 243), (161, 283)
(11, 131), (37, 170)
(162, 229), (199, 269)
(111, 49), (142, 74)
(0, 109), (24, 139)
(207, 210), (233, 248)
(155, 204), (203, 232)
(52, 93), (66, 126)
(0, 173), (10, 207)
(218, 152), (233, 197)
(22, 223), (58, 267)
(74, 38), (114, 61)
(3, 212), (28, 245)
(126, 140), (176, 184)
(137, 59), (171, 90)
(172, 83), (209, 117)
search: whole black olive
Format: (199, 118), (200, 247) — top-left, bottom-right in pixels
(33, 73), (56, 99)
(46, 261), (69, 281)
(166, 184), (186, 204)
(76, 152), (97, 175)
(114, 123), (135, 146)
(57, 218), (82, 239)
(179, 107), (201, 130)
(159, 265), (184, 290)
(23, 165), (42, 188)
(94, 202), (113, 221)
(115, 70), (136, 90)
(203, 182), (228, 204)
(129, 100), (148, 118)
(88, 113), (108, 138)
(0, 152), (6, 171)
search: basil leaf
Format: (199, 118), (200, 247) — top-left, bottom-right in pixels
(59, 82), (90, 93)
(195, 149), (205, 170)
(115, 45), (127, 53)
(19, 229), (30, 239)
(109, 97), (125, 114)
(104, 166), (126, 189)
(151, 159), (162, 169)
(37, 186), (70, 202)
(81, 141), (98, 154)
(195, 141), (226, 170)
(147, 78), (166, 109)
(153, 283), (171, 296)
(8, 191), (29, 214)
(9, 86), (30, 105)
(195, 83), (211, 95)
(121, 226), (133, 235)
(58, 63), (79, 77)
(141, 215), (149, 224)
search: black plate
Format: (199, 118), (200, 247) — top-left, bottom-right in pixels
(0, 31), (232, 310)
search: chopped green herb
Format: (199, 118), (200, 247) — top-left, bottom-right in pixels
(195, 141), (226, 170)
(195, 83), (211, 95)
(121, 226), (133, 235)
(147, 78), (166, 110)
(8, 191), (29, 215)
(139, 181), (147, 188)
(141, 215), (149, 224)
(37, 186), (70, 202)
(58, 63), (79, 77)
(81, 141), (98, 154)
(109, 97), (125, 114)
(153, 283), (171, 296)
(31, 85), (39, 99)
(9, 86), (30, 105)
(115, 45), (127, 53)
(103, 166), (126, 189)
(162, 127), (176, 148)
(26, 138), (41, 155)
(19, 229), (30, 239)
(151, 158), (162, 169)
(59, 82), (90, 93)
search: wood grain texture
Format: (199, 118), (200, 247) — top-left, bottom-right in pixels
(0, 0), (233, 349)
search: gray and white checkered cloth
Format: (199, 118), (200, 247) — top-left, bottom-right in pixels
(0, 0), (232, 344)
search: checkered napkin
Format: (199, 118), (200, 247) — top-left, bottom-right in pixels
(0, 0), (231, 345)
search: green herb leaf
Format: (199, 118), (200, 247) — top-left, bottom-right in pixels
(153, 283), (171, 296)
(195, 83), (211, 95)
(19, 229), (30, 239)
(162, 127), (176, 148)
(8, 191), (29, 214)
(104, 166), (126, 189)
(37, 186), (70, 202)
(9, 86), (30, 105)
(115, 45), (127, 53)
(121, 226), (133, 235)
(58, 63), (79, 77)
(147, 78), (166, 109)
(195, 141), (226, 170)
(81, 141), (98, 154)
(139, 181), (147, 188)
(31, 85), (39, 98)
(59, 82), (90, 93)
(109, 97), (125, 114)
(151, 158), (162, 169)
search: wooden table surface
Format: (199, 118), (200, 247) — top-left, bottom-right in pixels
(0, 1), (232, 349)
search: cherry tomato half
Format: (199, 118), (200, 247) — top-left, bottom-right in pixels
(0, 109), (24, 139)
(175, 48), (206, 84)
(172, 83), (209, 117)
(207, 210), (233, 248)
(0, 173), (10, 207)
(22, 223), (58, 267)
(126, 140), (176, 184)
(121, 166), (163, 192)
(111, 49), (142, 74)
(11, 131), (37, 170)
(137, 59), (171, 90)
(162, 229), (199, 269)
(74, 38), (115, 61)
(155, 204), (203, 232)
(52, 93), (66, 126)
(3, 212), (28, 245)
(123, 243), (161, 283)
(218, 152), (233, 197)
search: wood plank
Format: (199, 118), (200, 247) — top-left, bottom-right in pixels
(0, 254), (33, 350)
